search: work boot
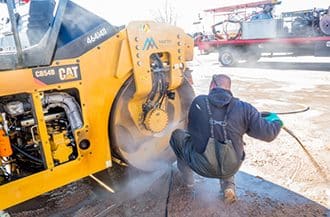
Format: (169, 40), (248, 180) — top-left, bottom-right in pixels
(220, 176), (237, 204)
(224, 188), (237, 204)
(177, 159), (194, 188)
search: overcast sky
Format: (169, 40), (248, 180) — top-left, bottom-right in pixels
(74, 0), (329, 32)
(1, 0), (328, 32)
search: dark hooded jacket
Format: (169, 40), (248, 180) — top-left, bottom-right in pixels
(187, 88), (281, 159)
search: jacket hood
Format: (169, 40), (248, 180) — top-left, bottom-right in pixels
(208, 88), (233, 107)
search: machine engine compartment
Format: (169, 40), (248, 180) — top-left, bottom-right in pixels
(0, 90), (82, 185)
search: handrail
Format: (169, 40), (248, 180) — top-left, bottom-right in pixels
(6, 0), (24, 67)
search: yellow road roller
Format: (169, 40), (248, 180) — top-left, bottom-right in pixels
(0, 0), (194, 209)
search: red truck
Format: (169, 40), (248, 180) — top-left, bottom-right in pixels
(195, 0), (330, 66)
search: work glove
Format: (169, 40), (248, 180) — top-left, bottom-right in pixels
(261, 112), (283, 127)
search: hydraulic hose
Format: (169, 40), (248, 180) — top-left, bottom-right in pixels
(261, 107), (310, 116)
(264, 106), (328, 181)
(276, 107), (310, 115)
(12, 144), (43, 164)
(261, 112), (325, 182)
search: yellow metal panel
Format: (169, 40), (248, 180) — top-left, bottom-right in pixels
(115, 33), (133, 79)
(0, 154), (105, 209)
(184, 34), (194, 61)
(126, 21), (188, 129)
(0, 34), (131, 210)
(31, 92), (54, 169)
(126, 21), (187, 95)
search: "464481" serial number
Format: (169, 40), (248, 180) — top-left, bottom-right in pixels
(86, 28), (108, 44)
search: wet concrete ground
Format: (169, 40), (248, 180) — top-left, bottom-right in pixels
(8, 165), (330, 217)
(7, 54), (330, 216)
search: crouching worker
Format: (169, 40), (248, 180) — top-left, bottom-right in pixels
(170, 74), (282, 203)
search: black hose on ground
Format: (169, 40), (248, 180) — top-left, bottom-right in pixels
(165, 167), (173, 217)
(282, 126), (328, 181)
(262, 106), (328, 181)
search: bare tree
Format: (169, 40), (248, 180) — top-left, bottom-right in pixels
(151, 0), (177, 25)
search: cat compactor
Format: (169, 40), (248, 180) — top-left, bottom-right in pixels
(0, 0), (194, 209)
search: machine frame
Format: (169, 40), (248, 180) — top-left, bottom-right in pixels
(0, 0), (193, 209)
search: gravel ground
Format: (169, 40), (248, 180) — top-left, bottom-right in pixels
(7, 52), (330, 217)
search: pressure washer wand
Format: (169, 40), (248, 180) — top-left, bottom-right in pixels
(263, 107), (328, 181)
(282, 126), (328, 181)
